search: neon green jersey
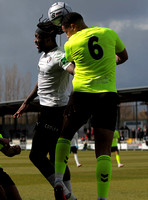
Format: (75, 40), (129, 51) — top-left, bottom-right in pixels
(0, 134), (3, 168)
(112, 130), (120, 147)
(0, 134), (3, 150)
(64, 26), (125, 93)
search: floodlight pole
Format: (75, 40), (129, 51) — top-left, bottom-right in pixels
(59, 35), (62, 47)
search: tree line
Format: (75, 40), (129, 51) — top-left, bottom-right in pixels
(0, 64), (32, 102)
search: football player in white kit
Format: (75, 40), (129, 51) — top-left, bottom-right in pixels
(13, 18), (76, 200)
(71, 132), (82, 167)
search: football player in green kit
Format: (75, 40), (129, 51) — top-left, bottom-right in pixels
(0, 134), (22, 200)
(111, 130), (124, 168)
(54, 12), (128, 200)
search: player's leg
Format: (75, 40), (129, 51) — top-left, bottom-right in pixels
(63, 166), (77, 200)
(54, 92), (90, 199)
(4, 185), (22, 200)
(54, 136), (73, 199)
(30, 106), (68, 188)
(0, 169), (22, 200)
(55, 93), (90, 181)
(29, 127), (55, 187)
(115, 150), (124, 168)
(94, 128), (113, 200)
(54, 139), (78, 200)
(92, 92), (119, 200)
(0, 185), (7, 200)
(72, 146), (82, 167)
(48, 134), (73, 199)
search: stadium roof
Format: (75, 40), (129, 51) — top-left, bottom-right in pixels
(0, 86), (148, 116)
(0, 99), (40, 116)
(118, 86), (148, 103)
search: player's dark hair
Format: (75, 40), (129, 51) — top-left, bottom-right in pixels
(36, 16), (63, 39)
(61, 12), (83, 28)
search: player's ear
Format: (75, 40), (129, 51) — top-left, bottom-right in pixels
(70, 24), (76, 30)
(46, 37), (52, 42)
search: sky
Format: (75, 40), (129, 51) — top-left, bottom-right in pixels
(0, 0), (148, 90)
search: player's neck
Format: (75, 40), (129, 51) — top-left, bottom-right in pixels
(44, 44), (57, 54)
(77, 23), (88, 31)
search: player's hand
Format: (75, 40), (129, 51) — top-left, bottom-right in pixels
(11, 145), (21, 155)
(13, 103), (29, 118)
(3, 145), (21, 157)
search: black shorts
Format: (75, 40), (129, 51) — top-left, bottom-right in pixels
(0, 168), (14, 187)
(111, 146), (118, 152)
(34, 105), (66, 136)
(71, 146), (77, 154)
(32, 106), (66, 162)
(61, 92), (119, 139)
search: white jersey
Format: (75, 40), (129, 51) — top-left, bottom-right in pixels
(71, 132), (79, 147)
(38, 47), (72, 107)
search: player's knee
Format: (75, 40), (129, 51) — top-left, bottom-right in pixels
(29, 151), (45, 167)
(29, 151), (38, 164)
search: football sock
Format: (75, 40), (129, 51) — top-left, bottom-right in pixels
(64, 180), (77, 200)
(47, 173), (55, 187)
(54, 138), (71, 197)
(74, 154), (80, 166)
(96, 155), (111, 199)
(55, 137), (71, 176)
(116, 154), (120, 164)
(64, 180), (72, 193)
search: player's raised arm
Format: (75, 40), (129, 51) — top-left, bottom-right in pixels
(13, 82), (38, 118)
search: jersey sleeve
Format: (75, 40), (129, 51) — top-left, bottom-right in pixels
(114, 31), (125, 53)
(54, 49), (72, 70)
(64, 41), (73, 62)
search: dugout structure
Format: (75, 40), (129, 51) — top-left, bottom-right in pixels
(0, 86), (148, 139)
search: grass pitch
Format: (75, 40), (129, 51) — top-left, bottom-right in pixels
(1, 150), (148, 200)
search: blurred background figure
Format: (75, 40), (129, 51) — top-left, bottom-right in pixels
(71, 132), (82, 167)
(111, 130), (124, 168)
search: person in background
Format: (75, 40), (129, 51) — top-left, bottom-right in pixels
(111, 130), (124, 168)
(0, 134), (22, 200)
(71, 132), (82, 167)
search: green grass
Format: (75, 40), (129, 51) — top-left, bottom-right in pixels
(1, 150), (148, 200)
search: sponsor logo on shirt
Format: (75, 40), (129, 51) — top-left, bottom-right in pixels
(47, 57), (51, 63)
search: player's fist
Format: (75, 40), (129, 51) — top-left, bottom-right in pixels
(12, 145), (21, 155)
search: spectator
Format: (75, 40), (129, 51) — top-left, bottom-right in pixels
(137, 128), (144, 141)
(131, 128), (135, 139)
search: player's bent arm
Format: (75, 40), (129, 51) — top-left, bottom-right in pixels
(13, 82), (38, 118)
(23, 82), (38, 104)
(66, 63), (75, 75)
(116, 48), (128, 65)
(1, 145), (21, 157)
(0, 138), (10, 147)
